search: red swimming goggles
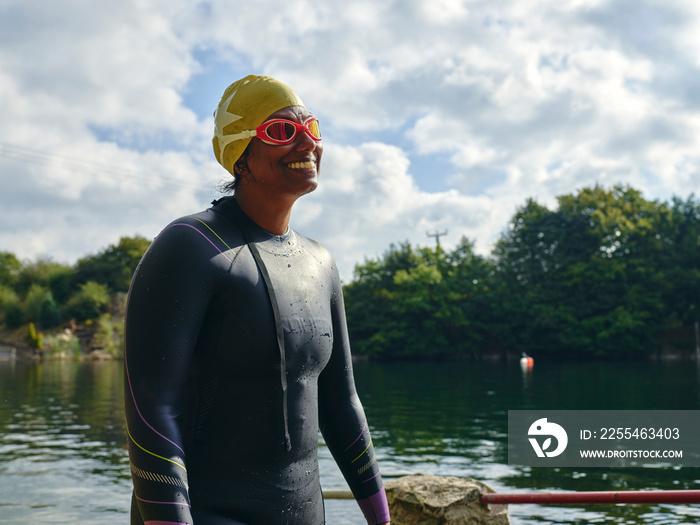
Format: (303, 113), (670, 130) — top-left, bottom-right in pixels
(254, 118), (322, 145)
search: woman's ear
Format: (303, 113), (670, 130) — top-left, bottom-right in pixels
(234, 159), (247, 176)
(234, 149), (250, 177)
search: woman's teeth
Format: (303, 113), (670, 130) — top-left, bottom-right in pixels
(287, 161), (315, 170)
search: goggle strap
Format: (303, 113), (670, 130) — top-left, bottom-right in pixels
(215, 129), (258, 164)
(223, 129), (257, 142)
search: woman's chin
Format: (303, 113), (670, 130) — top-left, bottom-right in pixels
(290, 172), (319, 196)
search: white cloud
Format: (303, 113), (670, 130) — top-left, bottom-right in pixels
(298, 142), (506, 279)
(0, 0), (699, 282)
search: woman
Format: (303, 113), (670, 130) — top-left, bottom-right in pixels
(124, 75), (391, 525)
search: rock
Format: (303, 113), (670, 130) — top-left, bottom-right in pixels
(89, 349), (113, 360)
(385, 473), (509, 525)
(0, 346), (17, 360)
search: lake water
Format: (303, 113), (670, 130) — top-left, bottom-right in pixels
(1, 358), (699, 524)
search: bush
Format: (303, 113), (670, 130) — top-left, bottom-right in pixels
(0, 284), (18, 307)
(64, 281), (110, 322)
(0, 252), (21, 287)
(25, 284), (50, 322)
(93, 314), (124, 357)
(43, 330), (81, 358)
(39, 295), (62, 329)
(4, 301), (24, 328)
(74, 236), (150, 292)
(27, 322), (43, 350)
(47, 267), (74, 305)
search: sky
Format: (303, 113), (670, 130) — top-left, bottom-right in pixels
(1, 0), (699, 282)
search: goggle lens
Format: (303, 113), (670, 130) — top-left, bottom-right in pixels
(258, 118), (322, 144)
(307, 119), (321, 139)
(265, 121), (296, 142)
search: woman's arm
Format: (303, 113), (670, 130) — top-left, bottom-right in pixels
(318, 264), (390, 525)
(124, 219), (230, 525)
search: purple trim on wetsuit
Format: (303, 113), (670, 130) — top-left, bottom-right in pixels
(124, 222), (233, 458)
(124, 249), (186, 457)
(136, 495), (191, 508)
(363, 471), (381, 483)
(357, 487), (390, 525)
(167, 223), (233, 263)
(345, 422), (368, 452)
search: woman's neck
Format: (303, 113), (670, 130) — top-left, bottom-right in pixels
(234, 193), (295, 235)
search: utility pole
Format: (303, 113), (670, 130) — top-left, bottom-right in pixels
(427, 230), (448, 249)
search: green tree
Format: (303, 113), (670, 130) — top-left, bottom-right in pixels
(345, 239), (497, 359)
(74, 236), (150, 292)
(25, 284), (50, 322)
(657, 195), (700, 351)
(64, 281), (110, 322)
(47, 265), (75, 305)
(493, 185), (671, 359)
(381, 260), (450, 357)
(16, 257), (73, 296)
(446, 238), (502, 356)
(492, 198), (568, 356)
(345, 242), (424, 357)
(39, 294), (62, 329)
(0, 284), (20, 312)
(0, 252), (21, 287)
(1, 285), (23, 328)
(26, 322), (43, 349)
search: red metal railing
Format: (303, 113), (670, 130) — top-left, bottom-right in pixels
(481, 490), (700, 505)
(324, 488), (700, 505)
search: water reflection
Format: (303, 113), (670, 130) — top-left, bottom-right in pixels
(352, 360), (700, 525)
(0, 360), (131, 524)
(1, 359), (700, 524)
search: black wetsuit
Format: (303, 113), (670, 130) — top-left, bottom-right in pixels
(124, 197), (388, 525)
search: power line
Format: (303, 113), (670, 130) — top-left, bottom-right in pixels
(0, 140), (217, 193)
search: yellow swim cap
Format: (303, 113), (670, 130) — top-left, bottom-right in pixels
(212, 75), (305, 176)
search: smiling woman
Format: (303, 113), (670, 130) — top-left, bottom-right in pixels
(233, 105), (323, 227)
(124, 75), (390, 525)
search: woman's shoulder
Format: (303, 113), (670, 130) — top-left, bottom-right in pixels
(164, 197), (235, 230)
(293, 231), (340, 276)
(150, 200), (246, 261)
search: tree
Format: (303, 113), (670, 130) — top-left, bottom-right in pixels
(64, 281), (110, 322)
(25, 284), (50, 322)
(39, 294), (62, 329)
(492, 198), (572, 356)
(446, 238), (502, 356)
(0, 285), (20, 313)
(344, 239), (497, 359)
(493, 185), (672, 359)
(0, 252), (21, 287)
(345, 242), (424, 357)
(2, 300), (24, 328)
(16, 257), (73, 296)
(47, 266), (75, 305)
(74, 236), (150, 292)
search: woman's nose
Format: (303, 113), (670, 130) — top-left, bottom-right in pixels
(295, 129), (318, 151)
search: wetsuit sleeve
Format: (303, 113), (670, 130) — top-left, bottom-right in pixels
(318, 264), (391, 525)
(124, 221), (224, 525)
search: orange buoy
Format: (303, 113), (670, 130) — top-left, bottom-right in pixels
(520, 353), (534, 369)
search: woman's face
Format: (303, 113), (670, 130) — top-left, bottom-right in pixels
(237, 105), (323, 198)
